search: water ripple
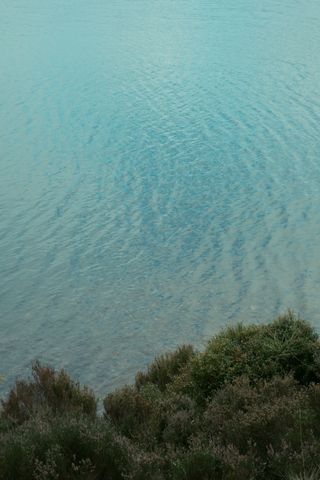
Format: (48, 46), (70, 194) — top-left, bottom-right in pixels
(1, 0), (320, 397)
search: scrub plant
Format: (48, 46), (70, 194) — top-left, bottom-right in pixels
(1, 361), (97, 424)
(2, 312), (320, 479)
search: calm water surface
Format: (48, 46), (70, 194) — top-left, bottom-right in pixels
(1, 0), (320, 397)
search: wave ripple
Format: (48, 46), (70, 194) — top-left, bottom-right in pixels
(1, 0), (320, 396)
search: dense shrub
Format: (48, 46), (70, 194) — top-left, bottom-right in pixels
(169, 446), (223, 480)
(201, 375), (320, 478)
(0, 413), (133, 480)
(104, 386), (154, 437)
(290, 471), (320, 480)
(1, 362), (97, 425)
(105, 381), (199, 448)
(135, 345), (195, 392)
(190, 311), (320, 400)
(2, 313), (320, 479)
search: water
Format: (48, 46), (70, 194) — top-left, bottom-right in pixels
(1, 0), (320, 398)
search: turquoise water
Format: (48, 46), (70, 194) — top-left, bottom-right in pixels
(1, 0), (320, 397)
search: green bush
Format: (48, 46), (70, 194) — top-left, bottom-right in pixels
(159, 393), (198, 447)
(169, 448), (223, 480)
(0, 413), (131, 480)
(202, 375), (320, 478)
(104, 382), (198, 448)
(104, 386), (153, 437)
(190, 311), (320, 400)
(135, 345), (195, 392)
(1, 362), (97, 424)
(2, 312), (320, 479)
(289, 470), (320, 480)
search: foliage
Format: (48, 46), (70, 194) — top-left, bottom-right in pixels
(104, 385), (154, 437)
(190, 311), (320, 400)
(290, 471), (320, 480)
(1, 362), (97, 425)
(0, 413), (133, 480)
(135, 345), (195, 392)
(2, 312), (320, 479)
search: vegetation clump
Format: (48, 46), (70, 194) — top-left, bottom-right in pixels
(2, 311), (320, 479)
(1, 361), (97, 425)
(190, 310), (320, 400)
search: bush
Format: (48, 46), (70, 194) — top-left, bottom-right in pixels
(190, 311), (320, 400)
(135, 345), (195, 392)
(3, 312), (320, 479)
(104, 382), (199, 448)
(0, 413), (132, 480)
(1, 362), (97, 424)
(160, 393), (198, 447)
(169, 448), (223, 480)
(289, 470), (320, 480)
(104, 386), (153, 437)
(204, 375), (305, 447)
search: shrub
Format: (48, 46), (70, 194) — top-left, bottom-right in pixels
(190, 311), (320, 400)
(289, 470), (320, 480)
(0, 413), (133, 480)
(169, 448), (222, 480)
(1, 362), (97, 424)
(104, 386), (153, 438)
(204, 376), (307, 450)
(201, 375), (320, 479)
(135, 345), (195, 392)
(104, 382), (199, 449)
(3, 312), (320, 480)
(265, 312), (320, 384)
(160, 397), (198, 447)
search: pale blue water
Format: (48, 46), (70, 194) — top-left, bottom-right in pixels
(1, 0), (320, 397)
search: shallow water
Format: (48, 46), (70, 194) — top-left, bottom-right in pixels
(1, 0), (320, 397)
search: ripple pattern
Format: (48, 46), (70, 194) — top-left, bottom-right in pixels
(1, 0), (320, 397)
